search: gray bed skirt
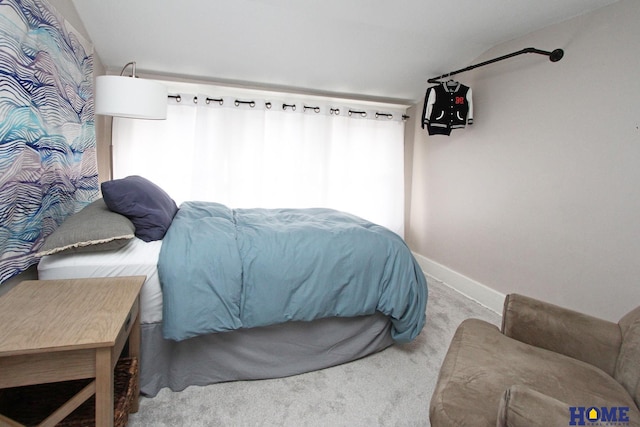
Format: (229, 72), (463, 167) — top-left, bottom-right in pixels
(140, 313), (394, 397)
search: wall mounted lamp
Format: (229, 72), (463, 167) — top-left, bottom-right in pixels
(95, 61), (167, 120)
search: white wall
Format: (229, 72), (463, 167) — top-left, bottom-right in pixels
(406, 0), (640, 321)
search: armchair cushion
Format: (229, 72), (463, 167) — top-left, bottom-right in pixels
(429, 318), (639, 426)
(502, 294), (621, 376)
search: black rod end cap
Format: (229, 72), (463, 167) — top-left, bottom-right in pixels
(550, 48), (564, 62)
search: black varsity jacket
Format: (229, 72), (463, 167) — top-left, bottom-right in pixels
(422, 82), (473, 135)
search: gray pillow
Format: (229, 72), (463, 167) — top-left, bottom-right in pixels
(37, 198), (135, 256)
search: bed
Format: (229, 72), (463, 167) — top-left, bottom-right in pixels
(36, 176), (428, 397)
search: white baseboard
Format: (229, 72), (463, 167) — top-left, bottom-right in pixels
(412, 253), (505, 314)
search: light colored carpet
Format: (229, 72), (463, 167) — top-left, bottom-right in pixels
(128, 278), (501, 426)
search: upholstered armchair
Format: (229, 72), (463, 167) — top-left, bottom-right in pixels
(430, 294), (640, 426)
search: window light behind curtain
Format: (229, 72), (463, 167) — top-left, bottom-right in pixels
(112, 87), (407, 236)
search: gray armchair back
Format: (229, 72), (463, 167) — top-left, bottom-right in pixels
(615, 306), (640, 408)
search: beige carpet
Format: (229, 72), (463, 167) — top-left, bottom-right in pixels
(128, 278), (501, 426)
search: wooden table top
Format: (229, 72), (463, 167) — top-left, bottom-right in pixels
(0, 276), (145, 357)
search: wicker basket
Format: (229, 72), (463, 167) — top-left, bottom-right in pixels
(0, 357), (138, 427)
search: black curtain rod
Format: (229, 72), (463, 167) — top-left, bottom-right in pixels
(427, 47), (564, 84)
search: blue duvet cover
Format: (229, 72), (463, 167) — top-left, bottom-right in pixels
(158, 201), (427, 343)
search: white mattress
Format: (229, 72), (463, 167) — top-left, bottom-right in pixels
(37, 238), (164, 324)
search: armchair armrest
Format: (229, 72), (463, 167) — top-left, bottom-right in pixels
(497, 385), (570, 427)
(501, 294), (622, 376)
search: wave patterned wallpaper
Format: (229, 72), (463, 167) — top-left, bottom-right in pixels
(0, 0), (98, 283)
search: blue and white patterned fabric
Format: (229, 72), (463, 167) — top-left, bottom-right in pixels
(0, 0), (97, 283)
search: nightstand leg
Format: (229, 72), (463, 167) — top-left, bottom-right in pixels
(95, 347), (114, 427)
(128, 299), (141, 413)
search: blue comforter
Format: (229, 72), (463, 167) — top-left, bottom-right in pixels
(158, 201), (427, 343)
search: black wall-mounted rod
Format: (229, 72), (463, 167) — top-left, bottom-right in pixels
(427, 47), (564, 84)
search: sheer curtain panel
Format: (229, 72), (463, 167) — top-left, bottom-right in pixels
(112, 88), (407, 236)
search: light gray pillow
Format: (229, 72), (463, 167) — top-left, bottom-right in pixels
(37, 198), (135, 256)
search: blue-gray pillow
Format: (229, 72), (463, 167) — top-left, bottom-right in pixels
(101, 176), (178, 242)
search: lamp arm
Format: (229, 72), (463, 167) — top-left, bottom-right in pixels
(120, 61), (137, 77)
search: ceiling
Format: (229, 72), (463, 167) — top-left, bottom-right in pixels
(72, 0), (619, 103)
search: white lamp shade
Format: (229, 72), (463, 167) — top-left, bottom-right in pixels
(95, 75), (167, 119)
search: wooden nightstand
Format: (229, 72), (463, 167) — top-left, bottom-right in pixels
(0, 276), (145, 427)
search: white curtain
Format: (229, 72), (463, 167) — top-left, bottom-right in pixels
(112, 90), (407, 236)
